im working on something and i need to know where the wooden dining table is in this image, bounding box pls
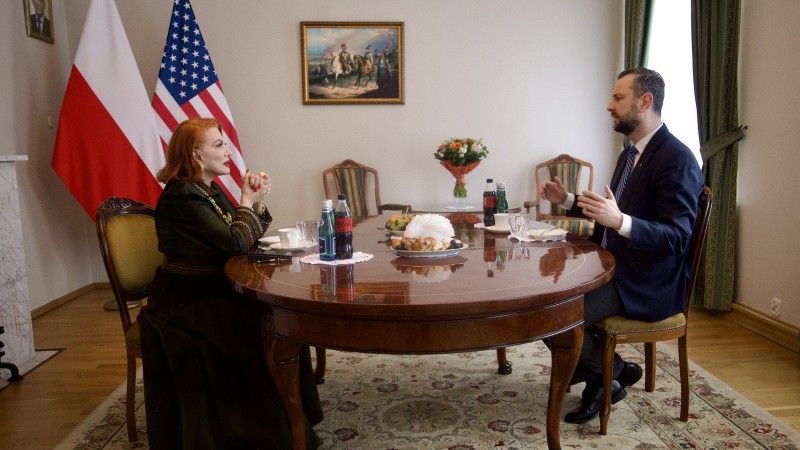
[225,213,614,450]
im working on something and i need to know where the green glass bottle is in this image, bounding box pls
[496,182,508,213]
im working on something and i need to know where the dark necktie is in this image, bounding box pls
[615,145,638,199]
[602,145,638,247]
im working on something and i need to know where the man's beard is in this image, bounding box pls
[613,110,639,136]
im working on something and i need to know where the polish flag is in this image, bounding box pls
[52,0,164,218]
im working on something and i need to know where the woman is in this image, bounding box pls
[139,118,322,449]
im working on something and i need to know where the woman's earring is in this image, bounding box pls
[198,161,205,172]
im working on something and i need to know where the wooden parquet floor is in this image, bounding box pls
[0,286,798,448]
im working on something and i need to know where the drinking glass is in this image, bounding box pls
[508,213,529,240]
[296,219,320,245]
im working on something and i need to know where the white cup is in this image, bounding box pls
[493,213,509,229]
[278,227,301,248]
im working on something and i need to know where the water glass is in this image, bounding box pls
[296,219,320,245]
[508,213,529,239]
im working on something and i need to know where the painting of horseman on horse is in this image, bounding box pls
[302,22,404,104]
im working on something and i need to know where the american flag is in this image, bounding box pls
[151,0,244,203]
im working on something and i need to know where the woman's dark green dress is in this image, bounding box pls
[139,179,322,449]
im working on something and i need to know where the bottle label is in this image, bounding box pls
[335,217,353,232]
[483,196,497,209]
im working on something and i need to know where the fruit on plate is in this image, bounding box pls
[385,214,415,231]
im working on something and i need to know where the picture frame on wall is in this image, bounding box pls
[301,21,404,105]
[24,0,54,44]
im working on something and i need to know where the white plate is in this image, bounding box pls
[483,225,511,234]
[267,241,316,252]
[395,243,468,258]
[259,235,280,244]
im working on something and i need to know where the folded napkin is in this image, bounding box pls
[513,227,567,242]
[299,252,374,265]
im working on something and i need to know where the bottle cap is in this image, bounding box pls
[322,199,333,208]
[497,182,505,189]
[337,194,346,200]
[486,178,493,182]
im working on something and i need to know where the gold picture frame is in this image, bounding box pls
[24,0,54,44]
[300,21,404,105]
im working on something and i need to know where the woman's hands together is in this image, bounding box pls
[240,170,271,209]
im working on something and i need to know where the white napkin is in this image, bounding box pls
[299,252,374,265]
[511,227,567,242]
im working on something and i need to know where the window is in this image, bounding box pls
[646,0,703,166]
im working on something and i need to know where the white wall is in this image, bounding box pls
[1,0,98,312]
[738,0,800,326]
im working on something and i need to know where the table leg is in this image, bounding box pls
[262,317,306,450]
[546,325,583,450]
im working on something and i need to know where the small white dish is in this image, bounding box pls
[268,241,316,252]
[259,235,280,244]
[483,224,511,234]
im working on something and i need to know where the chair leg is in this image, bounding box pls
[496,347,512,375]
[126,354,138,442]
[599,333,616,435]
[644,342,656,392]
[678,335,689,421]
[314,347,326,385]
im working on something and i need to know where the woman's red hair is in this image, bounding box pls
[156,118,221,183]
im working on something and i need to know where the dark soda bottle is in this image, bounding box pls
[335,194,353,259]
[483,178,497,226]
[319,199,336,261]
[335,263,356,303]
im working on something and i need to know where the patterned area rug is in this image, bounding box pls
[56,342,799,449]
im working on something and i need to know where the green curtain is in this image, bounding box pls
[624,0,653,69]
[691,0,745,311]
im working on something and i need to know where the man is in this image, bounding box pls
[539,68,703,424]
[29,0,50,36]
[339,42,351,76]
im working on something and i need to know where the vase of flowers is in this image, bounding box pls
[434,138,489,209]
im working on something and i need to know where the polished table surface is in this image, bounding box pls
[226,213,614,449]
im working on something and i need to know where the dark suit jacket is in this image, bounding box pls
[30,14,50,36]
[571,124,703,322]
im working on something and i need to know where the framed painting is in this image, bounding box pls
[24,0,54,44]
[301,21,404,105]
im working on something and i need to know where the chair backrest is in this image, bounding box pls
[683,186,713,315]
[96,197,163,332]
[322,159,383,217]
[534,154,594,218]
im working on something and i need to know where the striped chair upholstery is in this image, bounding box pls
[322,159,410,219]
[534,154,595,238]
[333,166,370,218]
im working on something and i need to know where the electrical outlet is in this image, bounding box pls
[769,297,781,316]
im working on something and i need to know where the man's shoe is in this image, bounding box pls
[616,362,643,389]
[564,380,626,424]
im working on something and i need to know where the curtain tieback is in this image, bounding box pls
[700,125,747,162]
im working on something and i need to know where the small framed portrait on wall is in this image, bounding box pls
[24,0,54,44]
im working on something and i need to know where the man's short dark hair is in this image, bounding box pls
[618,68,665,115]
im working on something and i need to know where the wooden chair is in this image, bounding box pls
[533,154,595,238]
[595,186,713,434]
[322,159,410,217]
[96,197,164,441]
[317,159,410,383]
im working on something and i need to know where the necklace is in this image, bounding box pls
[192,182,233,226]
